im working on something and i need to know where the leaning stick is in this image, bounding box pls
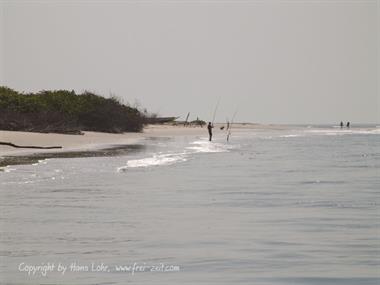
[0,142,62,149]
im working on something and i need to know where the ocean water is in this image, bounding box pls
[0,126,379,285]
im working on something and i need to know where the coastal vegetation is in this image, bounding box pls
[0,87,145,134]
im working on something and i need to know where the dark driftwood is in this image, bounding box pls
[0,142,62,149]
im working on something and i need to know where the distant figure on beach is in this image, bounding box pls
[346,122,350,128]
[340,121,343,128]
[207,122,213,141]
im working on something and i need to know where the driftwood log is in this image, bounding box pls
[0,142,62,149]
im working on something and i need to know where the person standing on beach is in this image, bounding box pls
[346,122,350,128]
[207,122,214,141]
[340,121,343,128]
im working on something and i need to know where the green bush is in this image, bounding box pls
[0,86,144,133]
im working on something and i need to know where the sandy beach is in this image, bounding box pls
[0,124,212,157]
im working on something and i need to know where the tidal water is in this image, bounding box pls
[1,126,379,285]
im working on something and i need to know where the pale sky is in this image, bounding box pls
[1,0,379,124]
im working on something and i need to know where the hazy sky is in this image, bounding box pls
[1,0,378,124]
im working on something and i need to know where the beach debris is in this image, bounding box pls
[0,142,62,149]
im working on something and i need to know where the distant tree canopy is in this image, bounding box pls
[0,86,144,133]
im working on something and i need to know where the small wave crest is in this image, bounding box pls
[186,140,234,153]
[117,152,188,171]
[279,134,303,138]
[32,159,49,166]
[305,129,380,136]
[118,139,235,171]
[1,166,16,173]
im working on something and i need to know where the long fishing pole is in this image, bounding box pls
[227,109,238,142]
[211,97,221,125]
[185,112,190,126]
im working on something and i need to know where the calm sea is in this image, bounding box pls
[1,126,379,285]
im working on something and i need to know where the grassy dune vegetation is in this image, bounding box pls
[0,87,144,134]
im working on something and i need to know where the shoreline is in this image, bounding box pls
[0,125,208,168]
[0,123,290,168]
[1,122,375,160]
[0,124,212,156]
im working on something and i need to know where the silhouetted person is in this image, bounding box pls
[346,122,350,128]
[207,122,213,141]
[340,121,343,128]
